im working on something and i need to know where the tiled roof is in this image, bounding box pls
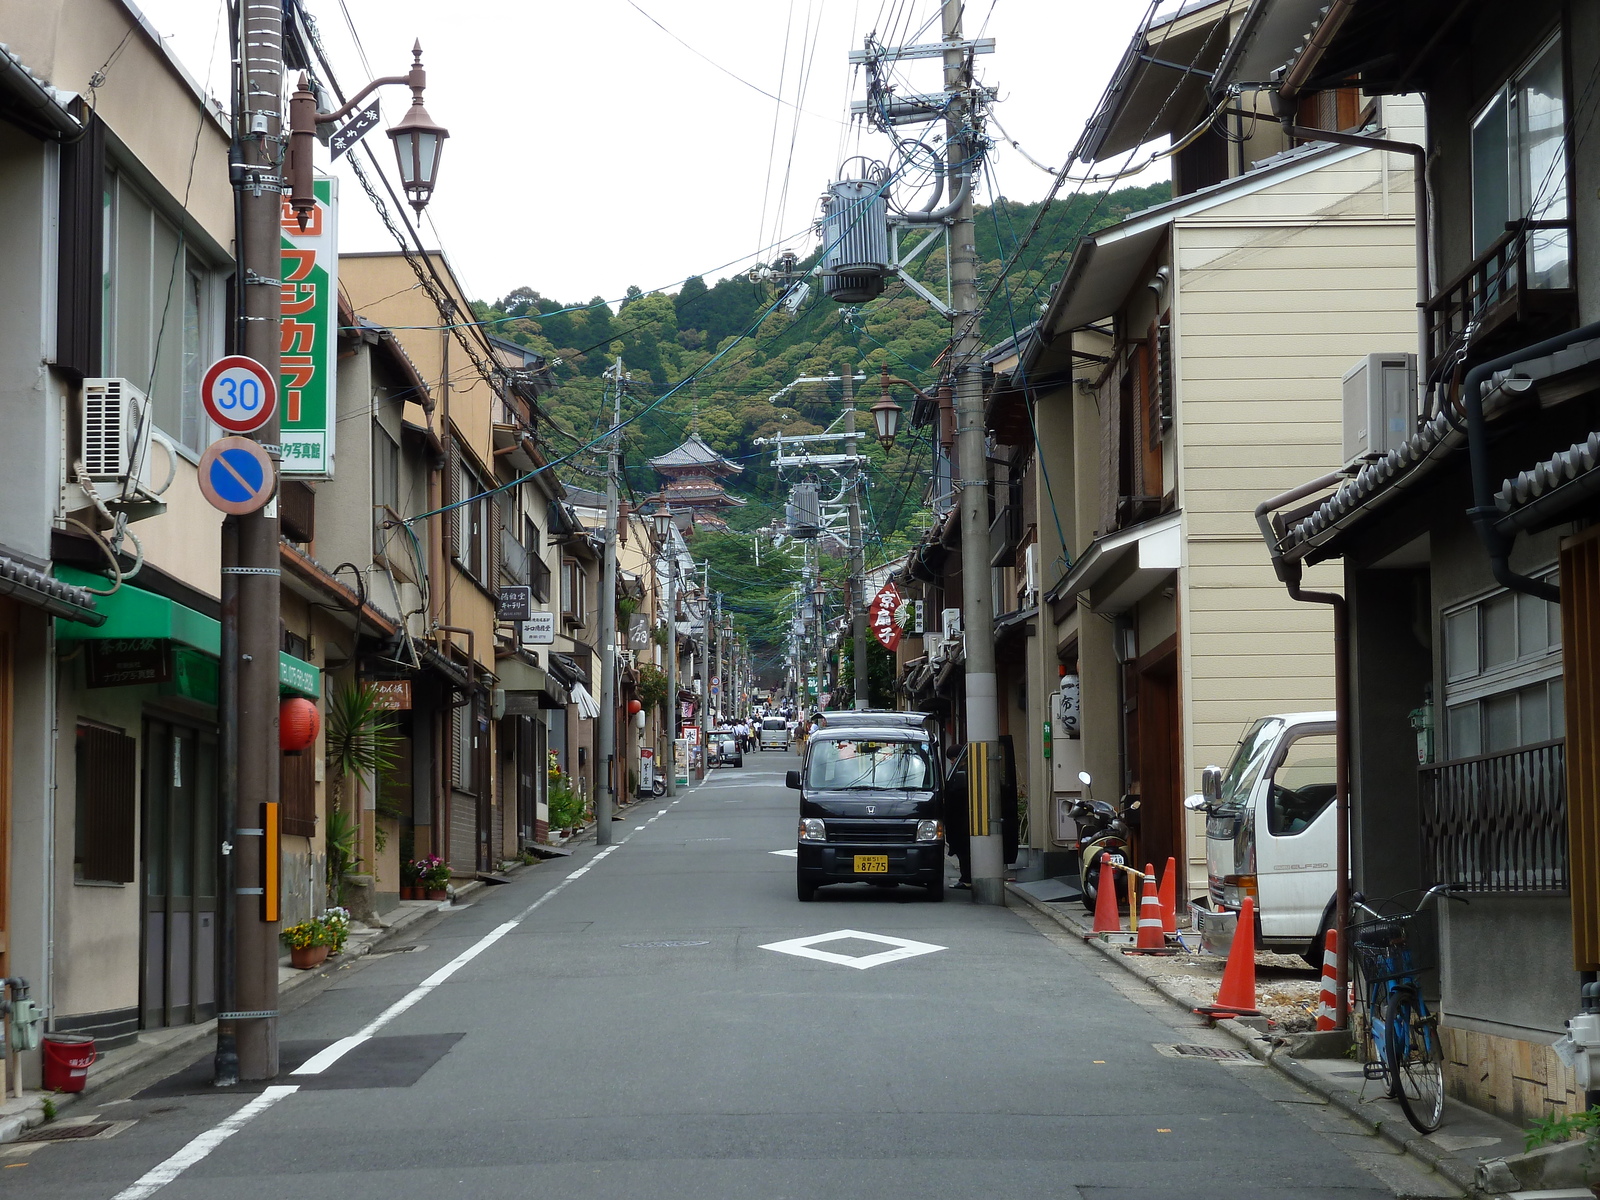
[647,434,744,473]
[1496,430,1600,518]
[3,555,100,622]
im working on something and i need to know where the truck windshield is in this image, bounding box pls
[808,739,932,790]
[762,719,787,730]
[1218,718,1285,810]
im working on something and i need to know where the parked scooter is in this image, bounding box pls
[1068,771,1141,913]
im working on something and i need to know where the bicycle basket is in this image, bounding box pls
[1348,912,1436,984]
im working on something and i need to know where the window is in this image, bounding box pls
[75,722,136,883]
[527,517,551,602]
[101,170,219,452]
[452,698,483,794]
[1471,34,1568,286]
[561,558,587,622]
[1442,573,1563,758]
[806,738,932,790]
[280,747,316,838]
[1266,733,1336,836]
[373,422,401,558]
[450,454,494,587]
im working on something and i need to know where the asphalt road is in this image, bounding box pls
[3,753,1457,1199]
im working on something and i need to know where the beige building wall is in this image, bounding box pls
[1173,144,1419,883]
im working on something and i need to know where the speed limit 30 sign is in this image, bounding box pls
[201,355,278,434]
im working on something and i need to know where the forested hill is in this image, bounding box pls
[470,181,1170,677]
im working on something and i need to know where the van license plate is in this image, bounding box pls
[853,855,889,874]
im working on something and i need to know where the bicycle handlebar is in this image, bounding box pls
[1348,883,1469,925]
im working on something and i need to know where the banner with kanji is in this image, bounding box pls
[869,582,903,652]
[279,177,338,476]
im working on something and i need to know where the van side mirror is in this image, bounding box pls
[1201,765,1223,804]
[1184,793,1208,812]
[785,769,801,790]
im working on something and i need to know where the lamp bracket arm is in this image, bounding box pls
[315,75,412,127]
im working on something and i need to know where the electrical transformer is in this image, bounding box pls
[820,179,889,303]
[787,482,822,539]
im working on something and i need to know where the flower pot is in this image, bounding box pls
[289,944,329,970]
[426,888,449,901]
[400,885,420,900]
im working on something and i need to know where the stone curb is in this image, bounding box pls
[1004,882,1486,1200]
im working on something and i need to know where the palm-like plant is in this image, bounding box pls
[323,683,402,902]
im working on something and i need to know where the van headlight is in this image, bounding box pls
[916,820,943,842]
[799,818,826,842]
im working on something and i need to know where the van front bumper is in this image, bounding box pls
[797,842,944,884]
[1190,898,1240,958]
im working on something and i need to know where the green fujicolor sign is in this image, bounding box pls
[280,177,338,476]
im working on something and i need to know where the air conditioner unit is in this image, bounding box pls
[82,377,154,487]
[925,633,944,660]
[941,607,962,638]
[1342,353,1416,468]
[1023,544,1040,601]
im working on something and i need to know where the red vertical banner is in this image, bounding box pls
[869,583,903,652]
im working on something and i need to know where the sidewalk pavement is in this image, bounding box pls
[1006,883,1549,1200]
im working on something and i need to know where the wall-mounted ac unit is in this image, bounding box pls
[82,377,154,487]
[1342,353,1416,468]
[941,607,962,638]
[1023,544,1040,601]
[925,633,944,660]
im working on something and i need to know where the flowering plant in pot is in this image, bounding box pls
[323,907,352,955]
[400,857,423,899]
[281,917,333,969]
[414,855,450,898]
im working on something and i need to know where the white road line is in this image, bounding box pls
[108,1085,298,1200]
[568,866,590,878]
[657,808,668,815]
[592,848,615,861]
[634,825,646,830]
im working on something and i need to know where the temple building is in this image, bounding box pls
[647,433,746,531]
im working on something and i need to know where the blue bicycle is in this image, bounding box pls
[1349,883,1464,1133]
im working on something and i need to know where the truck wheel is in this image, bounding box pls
[926,876,945,902]
[797,878,817,902]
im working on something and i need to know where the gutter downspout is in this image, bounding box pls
[1281,124,1430,387]
[1462,320,1600,604]
[1276,0,1360,106]
[1257,472,1351,1028]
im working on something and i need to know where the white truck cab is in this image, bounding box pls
[1186,712,1337,964]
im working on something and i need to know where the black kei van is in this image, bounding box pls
[787,727,944,901]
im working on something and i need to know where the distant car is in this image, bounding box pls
[714,736,744,768]
[758,718,790,751]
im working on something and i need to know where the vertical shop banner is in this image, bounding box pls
[869,582,904,652]
[280,177,338,476]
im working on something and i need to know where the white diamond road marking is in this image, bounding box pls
[759,928,947,970]
[769,848,798,858]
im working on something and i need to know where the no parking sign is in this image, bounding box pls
[197,437,277,515]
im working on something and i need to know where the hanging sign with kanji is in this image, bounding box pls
[279,177,338,477]
[869,582,904,652]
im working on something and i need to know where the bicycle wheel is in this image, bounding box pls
[1385,988,1445,1132]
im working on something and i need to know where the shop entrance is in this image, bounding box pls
[140,716,218,1028]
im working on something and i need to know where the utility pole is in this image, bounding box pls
[596,359,624,844]
[662,518,678,799]
[842,362,868,710]
[218,0,285,1083]
[699,560,710,774]
[942,0,1003,904]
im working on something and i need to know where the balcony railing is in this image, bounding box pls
[1418,738,1567,894]
[1423,220,1576,385]
[499,526,530,586]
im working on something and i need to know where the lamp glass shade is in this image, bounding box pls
[871,396,903,447]
[387,105,448,212]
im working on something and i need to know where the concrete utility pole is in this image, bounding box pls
[596,359,624,844]
[662,519,678,799]
[699,560,711,773]
[218,0,285,1083]
[942,0,1003,904]
[842,363,869,710]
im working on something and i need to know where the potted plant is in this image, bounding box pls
[323,907,351,956]
[281,917,332,969]
[416,855,450,900]
[400,857,423,900]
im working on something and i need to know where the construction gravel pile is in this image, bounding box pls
[1134,950,1323,1032]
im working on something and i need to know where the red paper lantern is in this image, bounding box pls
[280,697,320,752]
[627,699,643,716]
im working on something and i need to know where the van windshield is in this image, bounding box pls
[808,739,932,791]
[1218,718,1285,811]
[762,719,787,730]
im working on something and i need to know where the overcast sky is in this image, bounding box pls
[134,0,1165,309]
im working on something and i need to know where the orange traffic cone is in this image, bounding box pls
[1124,864,1177,955]
[1195,896,1261,1018]
[1091,858,1121,935]
[1158,856,1177,935]
[1315,929,1339,1031]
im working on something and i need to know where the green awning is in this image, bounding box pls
[54,566,319,699]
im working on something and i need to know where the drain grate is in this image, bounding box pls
[13,1121,127,1144]
[1168,1043,1255,1061]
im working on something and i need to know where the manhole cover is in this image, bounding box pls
[622,940,711,948]
[13,1121,128,1143]
[1166,1043,1255,1061]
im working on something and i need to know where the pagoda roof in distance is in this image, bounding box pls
[647,433,744,475]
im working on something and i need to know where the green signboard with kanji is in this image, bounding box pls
[280,177,338,476]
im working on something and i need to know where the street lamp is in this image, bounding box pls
[287,41,449,230]
[870,392,903,449]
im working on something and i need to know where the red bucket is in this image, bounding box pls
[41,1034,96,1093]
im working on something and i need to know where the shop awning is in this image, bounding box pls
[54,566,319,698]
[498,654,567,714]
[1047,511,1181,615]
[570,682,601,720]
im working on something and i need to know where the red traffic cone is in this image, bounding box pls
[1091,857,1121,935]
[1158,856,1178,935]
[1196,896,1261,1018]
[1123,864,1176,956]
[1315,929,1339,1031]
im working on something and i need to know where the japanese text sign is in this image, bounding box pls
[280,177,338,476]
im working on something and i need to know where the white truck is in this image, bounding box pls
[1185,712,1338,965]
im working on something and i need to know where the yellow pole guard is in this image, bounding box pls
[262,801,281,924]
[967,742,991,836]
